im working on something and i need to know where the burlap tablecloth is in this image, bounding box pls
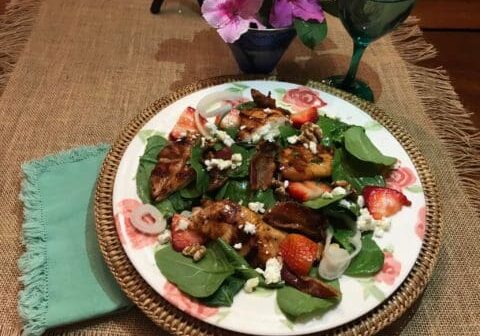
[0,0,479,335]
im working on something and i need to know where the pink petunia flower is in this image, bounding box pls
[270,0,325,28]
[202,0,265,43]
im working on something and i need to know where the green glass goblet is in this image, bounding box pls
[323,0,416,102]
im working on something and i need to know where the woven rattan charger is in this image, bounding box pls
[94,75,442,336]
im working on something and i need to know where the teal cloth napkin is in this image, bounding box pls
[18,145,132,336]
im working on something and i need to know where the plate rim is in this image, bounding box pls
[95,75,443,336]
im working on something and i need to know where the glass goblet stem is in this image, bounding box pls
[341,41,367,90]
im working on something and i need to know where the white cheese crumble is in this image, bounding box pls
[284,180,289,188]
[264,108,272,113]
[179,210,192,218]
[243,222,256,235]
[233,243,243,250]
[177,218,190,231]
[157,229,171,244]
[243,277,259,293]
[357,195,365,208]
[339,199,352,208]
[231,153,242,165]
[248,202,265,214]
[204,158,233,171]
[308,141,318,154]
[240,125,246,130]
[251,120,283,143]
[255,267,265,275]
[322,191,333,199]
[287,135,299,144]
[205,120,235,146]
[356,208,391,237]
[331,186,347,196]
[263,257,282,284]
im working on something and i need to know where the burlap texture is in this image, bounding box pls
[0,0,478,335]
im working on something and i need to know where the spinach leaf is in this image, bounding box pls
[228,145,255,178]
[323,203,358,230]
[199,276,245,307]
[332,147,385,193]
[333,229,355,253]
[224,127,239,140]
[154,198,175,219]
[344,126,396,166]
[236,101,256,111]
[179,182,203,199]
[215,239,258,280]
[294,19,328,50]
[278,124,300,148]
[168,192,193,212]
[155,243,234,298]
[303,194,346,209]
[345,233,384,276]
[136,135,168,203]
[276,283,340,320]
[251,189,276,209]
[189,144,209,195]
[215,180,249,204]
[317,115,350,147]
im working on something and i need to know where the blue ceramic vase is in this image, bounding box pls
[228,28,296,74]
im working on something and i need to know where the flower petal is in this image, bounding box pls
[238,0,264,17]
[217,17,251,43]
[291,0,325,23]
[202,0,232,28]
[270,0,294,28]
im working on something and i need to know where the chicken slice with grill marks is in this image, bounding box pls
[190,200,288,266]
[279,144,333,181]
[150,137,196,202]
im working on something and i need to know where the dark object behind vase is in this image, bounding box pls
[228,28,296,74]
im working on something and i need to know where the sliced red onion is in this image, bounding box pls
[131,204,166,235]
[194,108,211,138]
[196,91,243,118]
[318,228,362,280]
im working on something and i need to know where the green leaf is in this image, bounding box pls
[294,19,328,50]
[155,243,234,298]
[154,198,175,219]
[228,145,255,178]
[215,180,249,204]
[199,276,245,307]
[236,101,256,111]
[189,144,209,195]
[345,233,384,276]
[251,189,276,209]
[168,191,193,212]
[136,135,169,203]
[179,182,203,199]
[317,115,350,147]
[333,229,355,253]
[406,185,423,193]
[332,147,386,193]
[223,126,239,140]
[323,203,357,230]
[344,126,396,166]
[303,194,346,209]
[278,123,301,148]
[215,239,259,280]
[276,283,340,320]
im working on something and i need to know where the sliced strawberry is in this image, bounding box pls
[291,107,318,128]
[287,181,332,202]
[363,186,412,220]
[170,107,206,140]
[280,234,319,276]
[170,214,205,252]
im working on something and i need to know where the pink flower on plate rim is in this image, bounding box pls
[282,86,326,112]
[415,206,426,240]
[270,0,325,28]
[386,166,416,191]
[201,0,265,43]
[374,252,402,286]
[163,282,218,319]
[114,199,158,249]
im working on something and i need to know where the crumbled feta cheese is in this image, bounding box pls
[243,222,256,235]
[204,158,233,171]
[231,153,242,166]
[357,195,365,208]
[303,142,309,149]
[157,229,171,244]
[177,218,190,231]
[205,120,235,146]
[255,267,265,275]
[331,186,347,196]
[248,202,265,214]
[393,160,401,169]
[339,199,352,208]
[205,120,218,133]
[322,191,333,199]
[238,200,243,205]
[264,108,272,113]
[251,121,283,143]
[356,208,391,237]
[308,141,318,154]
[263,257,282,284]
[287,135,299,144]
[233,243,243,250]
[284,180,289,188]
[180,210,192,218]
[243,277,259,293]
[240,125,246,130]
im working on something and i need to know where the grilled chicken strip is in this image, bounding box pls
[250,141,278,190]
[279,144,333,181]
[237,107,288,142]
[150,138,195,202]
[190,200,288,266]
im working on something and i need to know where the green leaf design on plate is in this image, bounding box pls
[251,286,275,297]
[214,308,230,323]
[406,185,423,193]
[363,121,383,131]
[357,278,386,302]
[280,318,295,330]
[274,88,287,96]
[227,87,243,93]
[232,82,249,89]
[138,129,165,144]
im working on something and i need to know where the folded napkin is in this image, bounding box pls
[18,145,132,336]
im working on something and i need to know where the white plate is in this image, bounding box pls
[112,80,425,335]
